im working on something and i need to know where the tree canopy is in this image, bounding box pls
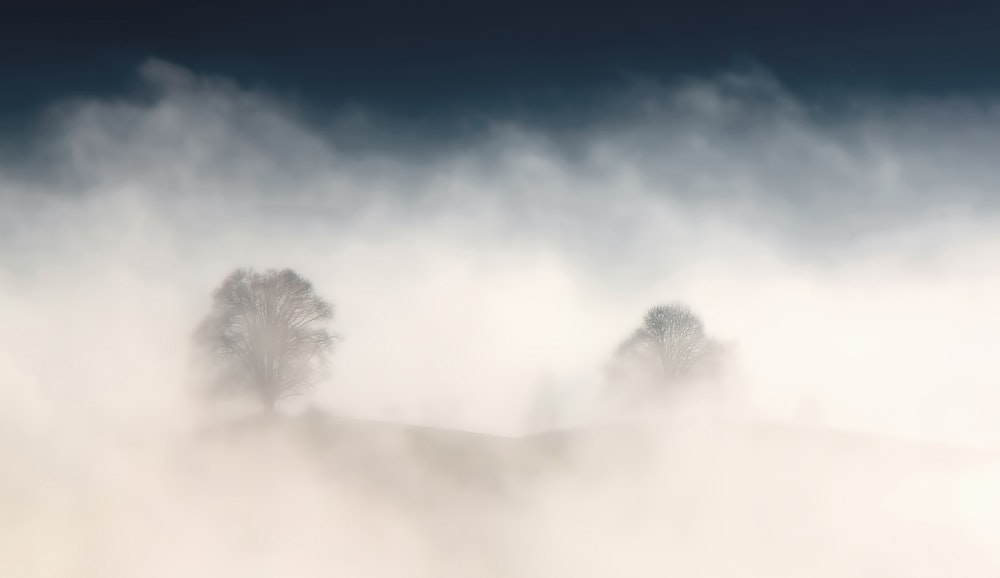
[195,268,335,410]
[611,302,722,392]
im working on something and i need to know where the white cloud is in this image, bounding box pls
[2,60,999,577]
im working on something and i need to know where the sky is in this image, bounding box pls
[3,0,1000,121]
[3,0,1000,440]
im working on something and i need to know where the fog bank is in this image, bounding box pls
[2,60,999,576]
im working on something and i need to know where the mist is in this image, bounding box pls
[2,59,999,576]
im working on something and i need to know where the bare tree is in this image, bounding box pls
[613,303,715,387]
[195,268,335,411]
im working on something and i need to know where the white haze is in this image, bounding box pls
[1,59,999,576]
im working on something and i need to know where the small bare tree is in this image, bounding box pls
[196,268,335,411]
[612,303,717,388]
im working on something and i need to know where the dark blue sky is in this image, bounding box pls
[2,0,999,119]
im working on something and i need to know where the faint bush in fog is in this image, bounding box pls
[523,372,561,434]
[195,268,336,411]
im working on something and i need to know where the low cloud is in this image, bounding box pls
[1,59,999,576]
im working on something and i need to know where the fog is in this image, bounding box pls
[1,59,999,576]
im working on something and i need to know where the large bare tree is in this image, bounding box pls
[196,268,335,410]
[613,303,716,386]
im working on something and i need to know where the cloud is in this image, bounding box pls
[1,59,999,577]
[6,59,999,435]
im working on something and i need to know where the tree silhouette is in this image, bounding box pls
[613,303,717,387]
[196,268,335,410]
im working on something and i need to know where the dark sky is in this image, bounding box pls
[2,0,999,119]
